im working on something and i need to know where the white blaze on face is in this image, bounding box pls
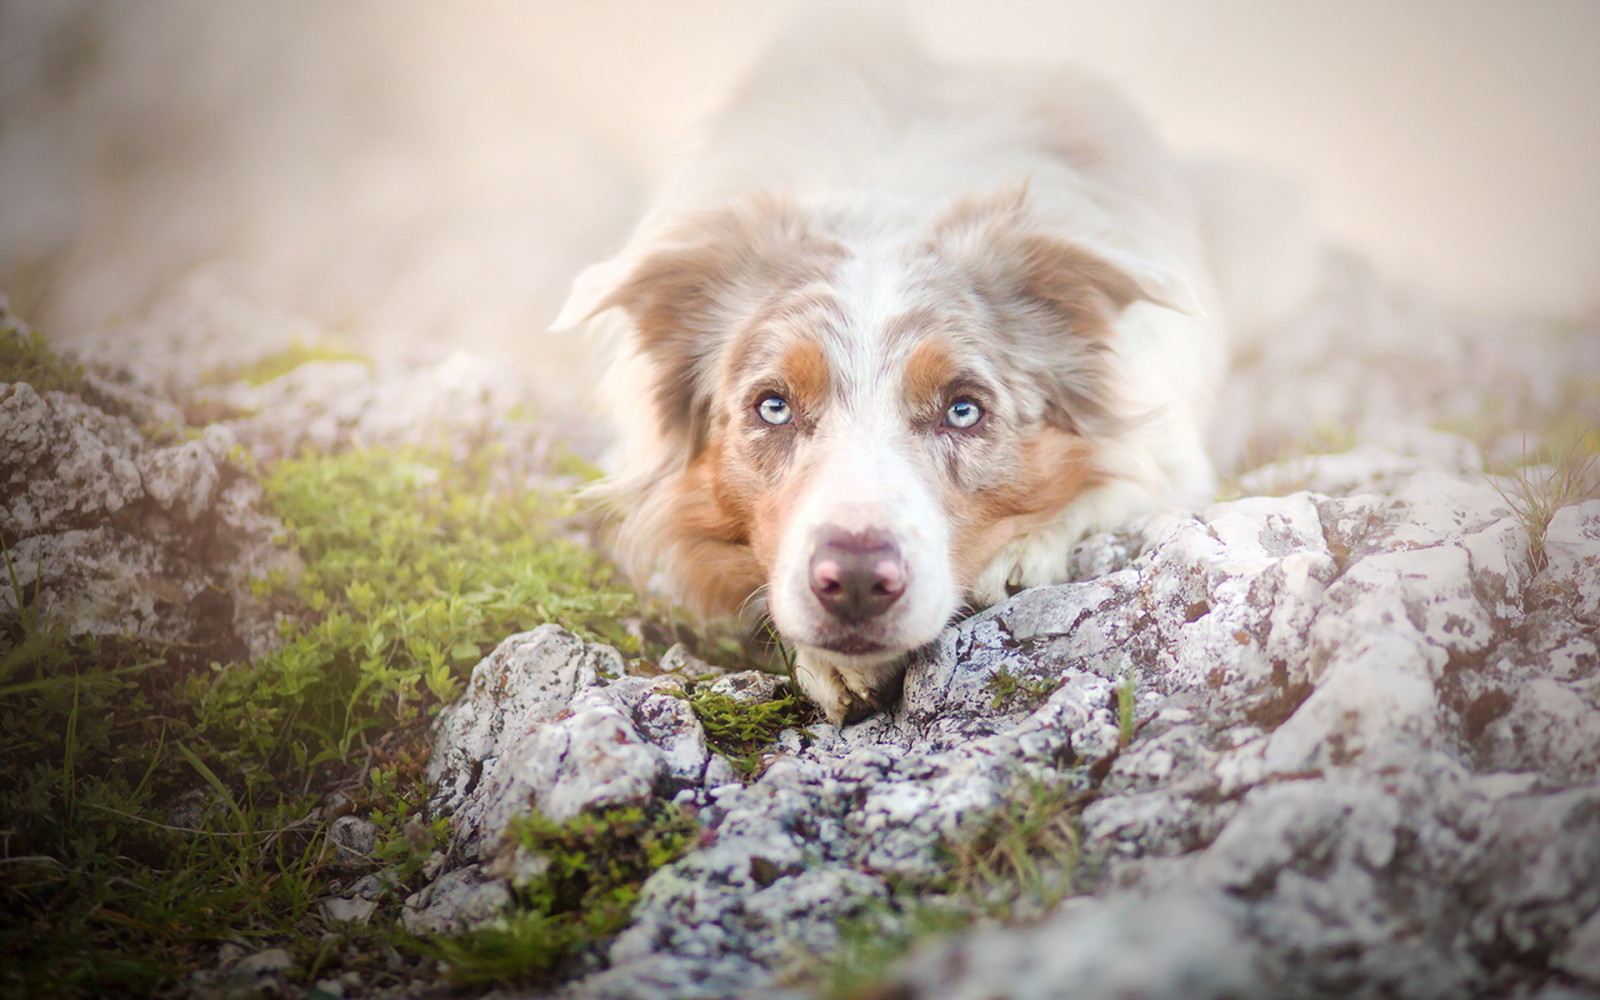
[766,421,957,657]
[764,250,960,660]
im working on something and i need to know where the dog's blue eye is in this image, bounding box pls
[944,398,982,429]
[757,395,792,425]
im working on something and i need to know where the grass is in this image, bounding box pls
[1116,670,1137,748]
[1486,430,1599,574]
[0,325,669,998]
[815,775,1086,998]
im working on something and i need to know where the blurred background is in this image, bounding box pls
[1,0,1596,419]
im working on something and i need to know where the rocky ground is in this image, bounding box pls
[413,465,1600,999]
[3,240,1598,1000]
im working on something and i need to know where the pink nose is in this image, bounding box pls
[808,529,906,624]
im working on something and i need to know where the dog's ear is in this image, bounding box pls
[578,197,837,458]
[932,187,1190,434]
[932,185,1191,331]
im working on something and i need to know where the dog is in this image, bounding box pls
[553,13,1239,725]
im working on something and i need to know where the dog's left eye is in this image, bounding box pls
[757,395,793,425]
[943,398,983,429]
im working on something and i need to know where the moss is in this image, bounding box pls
[0,315,85,394]
[191,444,636,780]
[983,663,1059,712]
[0,432,658,998]
[210,339,374,386]
[680,685,810,779]
[422,804,698,984]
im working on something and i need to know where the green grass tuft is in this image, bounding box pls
[1116,670,1138,748]
[1487,430,1600,575]
[814,776,1086,998]
[822,900,971,999]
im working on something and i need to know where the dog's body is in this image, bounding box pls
[555,19,1242,724]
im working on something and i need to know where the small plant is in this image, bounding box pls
[423,804,698,984]
[942,777,1082,917]
[984,663,1059,712]
[1487,431,1599,574]
[814,775,1088,998]
[821,900,971,999]
[681,685,810,779]
[1116,670,1138,748]
[191,444,636,781]
[2,428,654,997]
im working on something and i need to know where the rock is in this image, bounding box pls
[327,816,379,863]
[321,897,379,925]
[0,371,291,659]
[211,353,549,467]
[233,947,293,977]
[411,448,1600,1000]
[400,863,511,936]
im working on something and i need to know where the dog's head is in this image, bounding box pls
[571,187,1166,673]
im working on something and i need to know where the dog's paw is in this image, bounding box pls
[794,648,906,726]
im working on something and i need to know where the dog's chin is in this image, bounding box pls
[786,614,945,665]
[813,634,895,658]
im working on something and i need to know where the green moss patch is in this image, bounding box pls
[983,663,1059,712]
[191,445,635,780]
[422,804,698,985]
[680,685,810,779]
[0,314,85,394]
[209,340,374,386]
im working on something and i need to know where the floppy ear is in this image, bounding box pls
[571,197,836,458]
[932,187,1186,434]
[933,185,1190,328]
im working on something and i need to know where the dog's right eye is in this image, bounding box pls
[756,395,793,425]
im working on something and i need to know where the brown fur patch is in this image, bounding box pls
[903,338,960,412]
[596,195,845,455]
[652,444,767,616]
[948,426,1101,586]
[777,339,831,415]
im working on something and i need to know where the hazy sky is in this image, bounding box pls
[2,0,1595,361]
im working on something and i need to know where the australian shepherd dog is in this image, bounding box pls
[554,14,1238,725]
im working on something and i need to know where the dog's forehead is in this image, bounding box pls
[726,242,999,406]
